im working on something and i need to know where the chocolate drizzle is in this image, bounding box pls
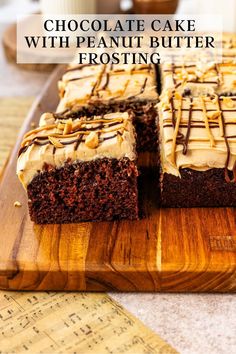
[187,80,218,85]
[163,122,235,129]
[170,95,185,146]
[74,135,84,151]
[67,74,94,82]
[164,64,195,72]
[183,97,193,155]
[65,64,93,73]
[19,116,128,157]
[164,107,236,113]
[171,63,176,87]
[60,64,157,110]
[126,77,148,100]
[217,97,232,182]
[164,61,236,93]
[140,78,148,95]
[100,72,110,91]
[164,94,236,183]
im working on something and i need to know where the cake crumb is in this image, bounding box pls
[14,201,22,207]
[30,122,36,128]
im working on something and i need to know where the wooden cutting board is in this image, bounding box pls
[0,66,235,292]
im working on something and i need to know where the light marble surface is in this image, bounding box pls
[111,293,236,354]
[0,2,235,354]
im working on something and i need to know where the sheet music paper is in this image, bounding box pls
[0,292,177,354]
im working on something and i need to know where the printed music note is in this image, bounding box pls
[0,292,177,354]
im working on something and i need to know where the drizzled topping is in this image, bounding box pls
[161,61,236,96]
[19,115,129,156]
[159,91,236,182]
[200,96,215,147]
[57,64,158,112]
[17,112,137,189]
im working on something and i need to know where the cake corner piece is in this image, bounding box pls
[158,92,236,207]
[17,111,139,223]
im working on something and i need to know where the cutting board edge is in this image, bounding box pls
[0,267,236,292]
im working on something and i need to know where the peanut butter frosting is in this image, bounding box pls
[158,92,236,180]
[58,64,105,96]
[57,64,158,112]
[221,33,236,58]
[17,112,136,189]
[160,60,236,97]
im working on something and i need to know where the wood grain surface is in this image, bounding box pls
[2,21,55,72]
[0,66,235,292]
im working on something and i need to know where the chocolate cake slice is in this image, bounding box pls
[158,92,236,207]
[56,63,159,152]
[17,112,139,223]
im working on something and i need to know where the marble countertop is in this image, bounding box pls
[0,8,235,354]
[112,293,236,354]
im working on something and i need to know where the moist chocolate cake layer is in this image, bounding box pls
[27,157,139,223]
[161,168,236,208]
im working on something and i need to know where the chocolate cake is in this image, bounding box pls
[56,63,159,152]
[17,34,236,224]
[158,92,236,207]
[17,112,139,223]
